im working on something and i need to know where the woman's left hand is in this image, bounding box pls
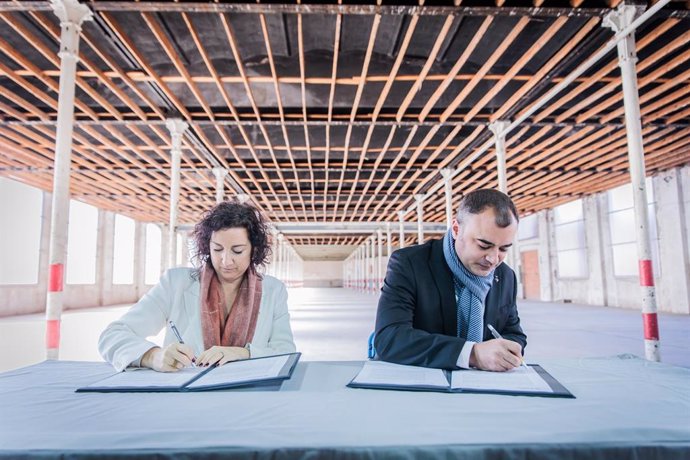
[196,346,249,367]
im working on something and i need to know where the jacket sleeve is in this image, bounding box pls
[247,281,296,358]
[374,250,464,370]
[98,271,174,372]
[498,270,527,352]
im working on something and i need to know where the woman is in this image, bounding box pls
[99,201,296,372]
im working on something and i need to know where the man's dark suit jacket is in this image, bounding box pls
[374,238,527,370]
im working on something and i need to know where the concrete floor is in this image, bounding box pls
[1,287,688,373]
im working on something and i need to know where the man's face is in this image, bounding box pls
[451,208,517,277]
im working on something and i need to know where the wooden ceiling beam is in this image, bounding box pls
[439,16,530,123]
[258,12,306,216]
[418,16,493,122]
[531,18,678,123]
[335,14,382,222]
[218,12,290,218]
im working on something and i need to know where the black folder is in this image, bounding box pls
[77,353,301,393]
[348,360,574,398]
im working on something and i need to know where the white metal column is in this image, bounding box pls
[166,118,188,269]
[414,194,425,244]
[376,229,383,291]
[212,167,227,204]
[397,210,406,249]
[45,0,92,360]
[276,234,283,282]
[368,238,375,293]
[489,121,510,194]
[359,246,365,292]
[441,168,454,228]
[604,4,660,362]
[386,222,392,259]
[490,120,520,276]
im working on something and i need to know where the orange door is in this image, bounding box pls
[521,250,541,300]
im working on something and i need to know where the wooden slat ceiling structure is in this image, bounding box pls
[0,0,689,256]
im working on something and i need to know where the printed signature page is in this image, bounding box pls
[186,354,290,389]
[352,361,449,389]
[86,366,205,389]
[450,366,552,393]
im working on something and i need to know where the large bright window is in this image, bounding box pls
[145,223,162,285]
[66,199,99,284]
[608,179,659,277]
[113,214,135,285]
[518,214,538,241]
[0,177,42,284]
[554,199,588,278]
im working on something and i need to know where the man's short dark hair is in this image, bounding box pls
[456,189,519,228]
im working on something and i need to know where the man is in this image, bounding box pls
[374,189,526,371]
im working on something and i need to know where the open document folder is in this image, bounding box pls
[77,353,301,393]
[348,360,574,398]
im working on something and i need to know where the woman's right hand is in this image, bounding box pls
[141,343,196,372]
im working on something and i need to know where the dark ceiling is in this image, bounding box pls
[0,0,688,253]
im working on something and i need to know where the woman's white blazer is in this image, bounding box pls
[99,268,296,371]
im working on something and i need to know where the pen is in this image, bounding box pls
[168,320,196,367]
[487,324,528,368]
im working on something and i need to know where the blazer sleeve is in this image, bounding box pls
[247,281,297,358]
[98,270,175,372]
[498,270,527,352]
[374,250,464,370]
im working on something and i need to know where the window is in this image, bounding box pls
[144,223,161,285]
[554,199,588,278]
[608,179,660,277]
[0,177,42,284]
[66,200,98,284]
[518,214,538,241]
[113,214,135,284]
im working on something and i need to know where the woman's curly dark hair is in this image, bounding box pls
[190,201,272,274]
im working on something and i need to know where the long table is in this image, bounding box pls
[0,355,688,459]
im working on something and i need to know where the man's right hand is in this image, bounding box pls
[141,343,195,372]
[469,339,522,371]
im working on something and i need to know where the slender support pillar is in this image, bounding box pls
[166,118,188,269]
[441,168,454,228]
[397,210,406,249]
[386,222,392,259]
[359,246,365,291]
[44,0,92,360]
[270,229,278,277]
[276,235,284,282]
[212,167,227,204]
[414,194,425,244]
[376,229,383,291]
[489,121,510,194]
[490,120,520,278]
[605,4,660,362]
[368,238,375,293]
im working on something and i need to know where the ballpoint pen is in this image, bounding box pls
[168,320,196,367]
[487,323,528,368]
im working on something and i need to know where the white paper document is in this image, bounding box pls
[450,366,553,393]
[85,366,205,389]
[187,354,290,389]
[351,361,449,388]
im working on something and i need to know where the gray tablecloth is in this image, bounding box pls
[0,355,688,459]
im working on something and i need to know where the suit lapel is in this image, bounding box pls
[428,240,457,336]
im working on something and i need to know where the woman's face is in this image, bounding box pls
[209,227,252,285]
